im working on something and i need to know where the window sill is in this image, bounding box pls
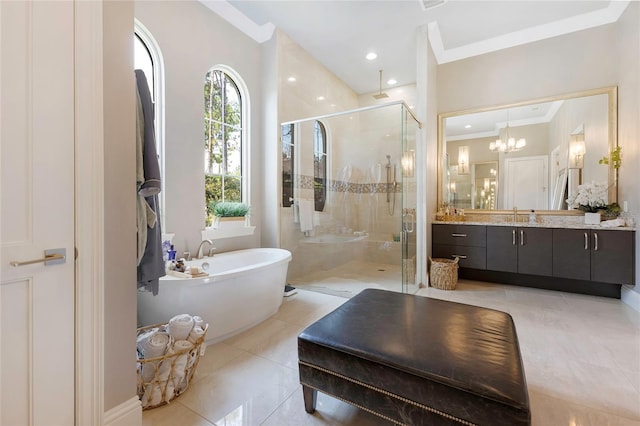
[201,225,256,240]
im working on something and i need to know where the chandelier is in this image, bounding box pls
[489,110,526,153]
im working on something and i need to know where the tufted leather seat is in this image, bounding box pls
[298,289,531,425]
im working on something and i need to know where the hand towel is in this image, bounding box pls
[600,218,625,228]
[299,199,314,233]
[167,314,194,341]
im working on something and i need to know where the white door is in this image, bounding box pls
[504,155,549,210]
[1,2,75,424]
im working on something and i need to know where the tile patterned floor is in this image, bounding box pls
[142,281,640,426]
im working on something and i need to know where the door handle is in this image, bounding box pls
[512,229,516,245]
[520,230,524,246]
[451,254,467,259]
[10,248,66,267]
[451,233,467,237]
[584,232,589,250]
[593,233,599,251]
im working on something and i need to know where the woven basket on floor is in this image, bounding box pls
[136,323,208,410]
[429,257,459,290]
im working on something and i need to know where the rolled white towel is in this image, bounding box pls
[136,327,159,356]
[150,340,194,405]
[167,314,194,341]
[139,331,172,383]
[187,326,205,344]
[193,316,204,329]
[169,340,194,395]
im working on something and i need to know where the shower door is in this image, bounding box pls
[401,105,418,293]
[280,102,421,297]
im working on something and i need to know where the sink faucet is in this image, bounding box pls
[196,239,215,259]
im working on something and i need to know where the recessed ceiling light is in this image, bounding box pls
[287,76,296,82]
[366,52,377,60]
[387,79,397,85]
[316,96,325,101]
[465,124,471,129]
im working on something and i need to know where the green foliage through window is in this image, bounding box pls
[204,69,243,226]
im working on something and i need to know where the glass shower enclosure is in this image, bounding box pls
[280,101,420,297]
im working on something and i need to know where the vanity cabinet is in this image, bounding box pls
[486,226,553,276]
[553,229,635,285]
[432,223,634,297]
[432,224,486,269]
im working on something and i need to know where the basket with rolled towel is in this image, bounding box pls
[136,314,208,409]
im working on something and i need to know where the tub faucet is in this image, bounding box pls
[196,239,215,259]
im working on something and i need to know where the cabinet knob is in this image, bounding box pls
[584,232,589,250]
[520,229,524,246]
[593,232,599,251]
[512,229,516,245]
[451,233,467,237]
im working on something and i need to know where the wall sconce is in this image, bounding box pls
[458,146,469,175]
[569,134,586,169]
[402,149,415,178]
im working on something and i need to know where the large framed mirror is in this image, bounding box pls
[438,86,617,214]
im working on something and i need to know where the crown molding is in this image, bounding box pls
[429,1,630,64]
[199,0,275,43]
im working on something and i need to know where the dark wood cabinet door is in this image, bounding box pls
[591,230,635,285]
[486,226,517,273]
[518,228,553,276]
[552,229,590,280]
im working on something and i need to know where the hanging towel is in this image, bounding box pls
[135,70,161,197]
[299,199,314,233]
[136,69,166,295]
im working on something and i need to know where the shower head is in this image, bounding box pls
[373,70,389,99]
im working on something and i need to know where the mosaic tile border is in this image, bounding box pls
[297,174,402,193]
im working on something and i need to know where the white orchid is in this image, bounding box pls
[566,182,608,213]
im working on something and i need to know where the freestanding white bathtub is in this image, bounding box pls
[137,248,292,344]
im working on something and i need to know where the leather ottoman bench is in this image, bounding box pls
[298,289,530,425]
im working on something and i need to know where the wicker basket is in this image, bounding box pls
[428,257,459,290]
[136,323,208,410]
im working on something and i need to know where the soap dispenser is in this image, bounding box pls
[529,210,536,224]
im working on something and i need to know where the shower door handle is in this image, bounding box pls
[403,213,415,233]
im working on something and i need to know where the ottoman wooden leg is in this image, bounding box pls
[302,385,317,413]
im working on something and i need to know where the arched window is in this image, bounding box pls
[204,68,246,226]
[313,121,327,212]
[134,21,165,217]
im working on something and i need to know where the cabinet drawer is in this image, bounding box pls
[432,224,486,247]
[433,244,486,270]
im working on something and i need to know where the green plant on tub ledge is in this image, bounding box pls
[207,201,250,227]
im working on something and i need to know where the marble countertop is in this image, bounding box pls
[432,220,635,231]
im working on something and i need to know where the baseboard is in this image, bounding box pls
[621,285,640,312]
[103,396,142,426]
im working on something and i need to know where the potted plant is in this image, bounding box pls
[209,201,250,228]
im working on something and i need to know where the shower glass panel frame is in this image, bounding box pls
[280,101,420,296]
